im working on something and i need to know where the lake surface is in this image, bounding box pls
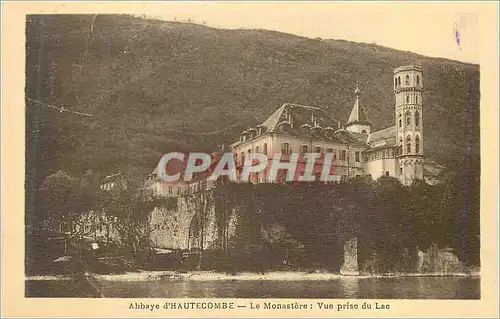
[25,276,480,299]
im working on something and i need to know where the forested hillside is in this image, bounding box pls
[25,14,480,210]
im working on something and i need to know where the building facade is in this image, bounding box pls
[230,64,442,186]
[142,63,445,253]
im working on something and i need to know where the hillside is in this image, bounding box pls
[25,14,480,193]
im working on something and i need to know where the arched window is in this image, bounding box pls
[405,74,410,85]
[415,135,420,153]
[416,75,420,86]
[398,77,401,85]
[255,146,260,154]
[406,95,410,103]
[301,144,308,156]
[399,113,402,128]
[406,136,412,154]
[415,110,420,127]
[361,129,367,134]
[415,95,418,104]
[263,143,268,155]
[315,146,323,154]
[405,110,411,126]
[394,78,397,89]
[399,138,403,155]
[282,142,290,155]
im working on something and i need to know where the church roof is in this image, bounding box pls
[261,103,342,133]
[346,84,371,126]
[367,126,397,146]
[232,102,358,147]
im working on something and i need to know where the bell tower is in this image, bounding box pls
[345,84,372,135]
[394,64,424,185]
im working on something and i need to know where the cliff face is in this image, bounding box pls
[26,14,480,192]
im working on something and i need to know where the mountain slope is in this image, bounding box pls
[25,14,480,190]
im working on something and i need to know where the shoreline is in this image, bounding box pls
[25,270,481,282]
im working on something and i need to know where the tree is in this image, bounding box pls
[185,180,215,270]
[94,184,159,267]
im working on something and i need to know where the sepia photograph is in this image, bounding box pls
[1,2,498,317]
[23,9,482,299]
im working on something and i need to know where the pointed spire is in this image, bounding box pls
[346,83,371,125]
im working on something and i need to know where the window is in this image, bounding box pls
[406,95,410,103]
[327,148,334,154]
[394,78,397,89]
[255,146,260,153]
[399,139,403,155]
[400,166,403,175]
[415,111,420,127]
[406,136,412,154]
[263,143,268,155]
[355,151,360,162]
[416,75,420,86]
[415,96,419,104]
[398,77,401,85]
[241,153,245,166]
[301,144,308,156]
[282,142,290,155]
[415,135,420,153]
[341,150,347,161]
[315,146,323,154]
[385,171,390,176]
[405,74,410,85]
[405,110,411,126]
[361,129,367,134]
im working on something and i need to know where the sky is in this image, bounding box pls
[131,2,483,64]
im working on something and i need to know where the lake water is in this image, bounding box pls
[25,276,480,299]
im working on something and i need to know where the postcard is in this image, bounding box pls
[1,1,498,318]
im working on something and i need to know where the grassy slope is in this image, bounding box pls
[25,14,480,189]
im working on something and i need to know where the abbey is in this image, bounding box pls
[230,64,444,186]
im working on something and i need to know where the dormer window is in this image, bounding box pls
[240,131,249,142]
[278,121,291,132]
[311,125,323,136]
[300,123,311,135]
[324,127,335,138]
[247,128,257,139]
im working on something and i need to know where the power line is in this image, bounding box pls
[26,97,93,117]
[26,96,242,138]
